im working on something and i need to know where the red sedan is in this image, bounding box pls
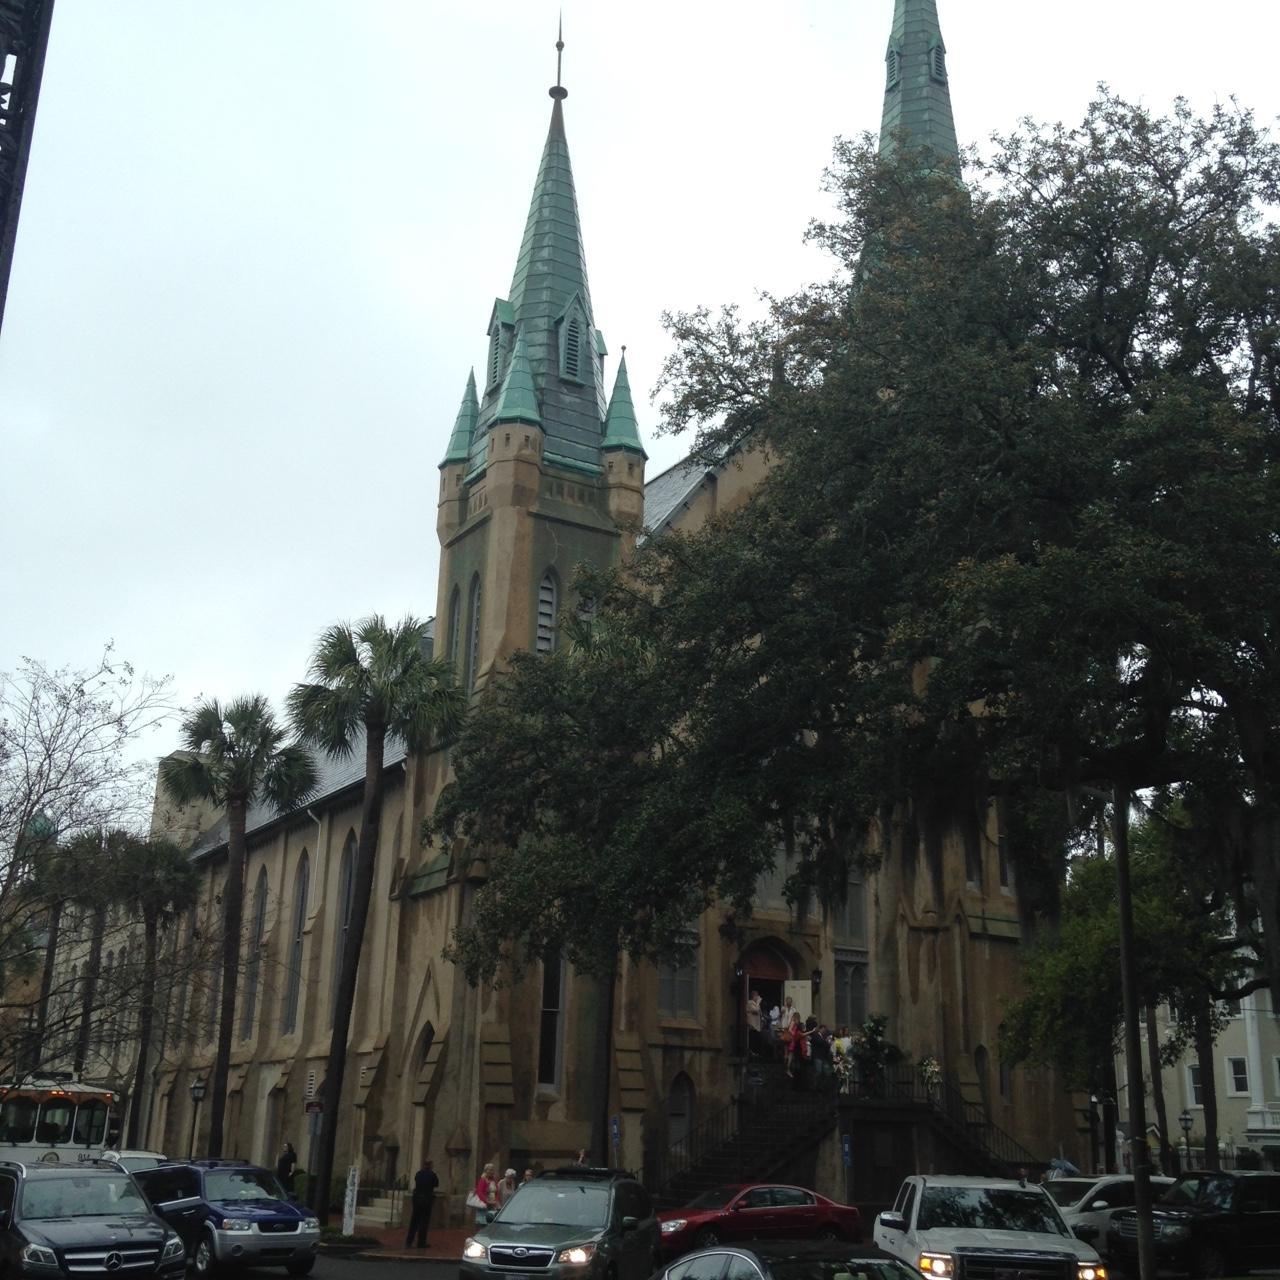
[658,1183,862,1257]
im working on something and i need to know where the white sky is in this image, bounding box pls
[2,0,1277,764]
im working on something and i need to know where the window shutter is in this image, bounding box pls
[536,572,558,653]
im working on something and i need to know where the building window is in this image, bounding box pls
[537,951,565,1090]
[834,951,868,1031]
[658,936,698,1020]
[465,575,483,692]
[240,868,268,1038]
[999,1057,1013,1101]
[996,799,1013,890]
[205,947,221,1046]
[832,872,867,948]
[930,43,947,81]
[536,571,559,654]
[487,326,504,389]
[965,824,983,889]
[1226,1056,1250,1096]
[1188,1063,1203,1106]
[330,835,357,1025]
[1274,1056,1280,1095]
[564,317,582,380]
[281,852,309,1034]
[448,588,462,669]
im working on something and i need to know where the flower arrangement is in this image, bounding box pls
[918,1055,942,1089]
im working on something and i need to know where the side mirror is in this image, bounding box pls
[877,1211,907,1233]
[622,1216,639,1232]
[1073,1225,1099,1243]
[1089,1200,1109,1211]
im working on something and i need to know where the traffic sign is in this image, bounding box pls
[610,1114,621,1150]
[841,1133,852,1169]
[305,1099,323,1114]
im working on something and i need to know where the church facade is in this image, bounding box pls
[55,0,1087,1216]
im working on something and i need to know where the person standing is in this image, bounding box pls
[472,1162,498,1226]
[496,1168,519,1207]
[275,1142,297,1194]
[747,990,764,1057]
[405,1157,439,1249]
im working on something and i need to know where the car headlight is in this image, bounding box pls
[557,1244,597,1265]
[1078,1266,1108,1280]
[661,1220,688,1233]
[301,1217,320,1232]
[464,1238,488,1261]
[919,1253,955,1278]
[21,1242,59,1267]
[162,1234,186,1261]
[220,1218,253,1231]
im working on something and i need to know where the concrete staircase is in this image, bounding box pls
[354,1191,402,1229]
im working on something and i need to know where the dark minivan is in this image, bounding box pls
[135,1159,320,1276]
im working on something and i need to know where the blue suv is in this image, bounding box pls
[134,1159,320,1276]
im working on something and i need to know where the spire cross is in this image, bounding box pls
[550,14,567,100]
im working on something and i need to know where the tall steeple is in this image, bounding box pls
[879,0,959,163]
[473,24,609,476]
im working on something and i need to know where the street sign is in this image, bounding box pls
[610,1114,621,1151]
[841,1133,852,1169]
[305,1099,323,1114]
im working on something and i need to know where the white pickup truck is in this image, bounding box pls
[873,1175,1107,1280]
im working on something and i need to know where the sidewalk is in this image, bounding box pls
[349,1223,471,1262]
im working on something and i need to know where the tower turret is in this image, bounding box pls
[879,0,959,164]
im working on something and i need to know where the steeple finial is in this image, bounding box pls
[550,15,567,101]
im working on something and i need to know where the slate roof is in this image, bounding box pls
[641,453,712,541]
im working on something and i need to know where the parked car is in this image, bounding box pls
[1043,1175,1174,1253]
[872,1174,1106,1280]
[0,1157,186,1277]
[659,1185,862,1257]
[102,1148,169,1173]
[649,1238,924,1280]
[134,1158,320,1276]
[1107,1169,1280,1278]
[462,1165,661,1280]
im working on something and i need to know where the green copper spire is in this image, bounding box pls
[493,332,541,427]
[879,0,959,164]
[601,351,646,458]
[442,368,479,465]
[476,27,607,476]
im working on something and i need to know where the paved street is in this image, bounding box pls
[237,1260,458,1280]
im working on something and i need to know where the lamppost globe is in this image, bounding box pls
[190,1077,207,1104]
[188,1076,207,1159]
[1178,1109,1192,1136]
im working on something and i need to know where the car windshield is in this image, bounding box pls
[496,1184,610,1229]
[1043,1181,1094,1208]
[22,1175,148,1219]
[1162,1176,1234,1210]
[916,1187,1067,1235]
[769,1259,921,1280]
[688,1188,739,1210]
[205,1169,286,1202]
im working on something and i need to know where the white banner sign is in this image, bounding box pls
[341,1164,359,1237]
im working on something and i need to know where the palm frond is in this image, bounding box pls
[306,623,363,685]
[159,751,221,806]
[177,699,229,756]
[260,744,320,816]
[287,681,362,758]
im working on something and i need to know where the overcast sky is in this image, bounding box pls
[2,0,1277,766]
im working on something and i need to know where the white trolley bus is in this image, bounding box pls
[0,1077,119,1164]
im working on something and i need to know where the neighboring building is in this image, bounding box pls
[1115,994,1280,1171]
[44,0,1090,1213]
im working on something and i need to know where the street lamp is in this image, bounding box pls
[1178,1108,1193,1166]
[188,1076,207,1159]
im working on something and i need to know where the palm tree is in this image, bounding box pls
[288,615,465,1219]
[160,696,317,1157]
[115,834,199,1148]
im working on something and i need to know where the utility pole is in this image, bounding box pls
[1114,786,1156,1280]
[0,0,57,336]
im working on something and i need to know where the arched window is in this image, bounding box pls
[281,851,309,1034]
[930,43,947,81]
[100,951,114,1052]
[886,47,902,88]
[536,571,559,654]
[241,867,269,1039]
[113,945,128,1053]
[330,835,357,1025]
[465,575,483,692]
[448,588,462,669]
[420,1021,436,1068]
[205,945,221,1045]
[487,327,503,389]
[974,1044,991,1117]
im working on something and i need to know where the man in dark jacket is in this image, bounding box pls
[406,1157,439,1248]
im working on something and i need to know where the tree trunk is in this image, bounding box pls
[590,960,618,1166]
[1114,785,1157,1280]
[1193,1003,1219,1169]
[207,796,248,1158]
[33,897,63,1069]
[126,911,159,1149]
[1145,1005,1172,1174]
[315,725,385,1223]
[73,903,106,1075]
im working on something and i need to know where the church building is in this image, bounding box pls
[59,0,1087,1218]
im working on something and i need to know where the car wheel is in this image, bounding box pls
[817,1228,842,1242]
[694,1229,719,1248]
[1191,1244,1228,1279]
[193,1234,219,1276]
[285,1258,316,1277]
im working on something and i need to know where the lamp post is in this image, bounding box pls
[188,1076,207,1159]
[1178,1108,1193,1167]
[810,968,822,1021]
